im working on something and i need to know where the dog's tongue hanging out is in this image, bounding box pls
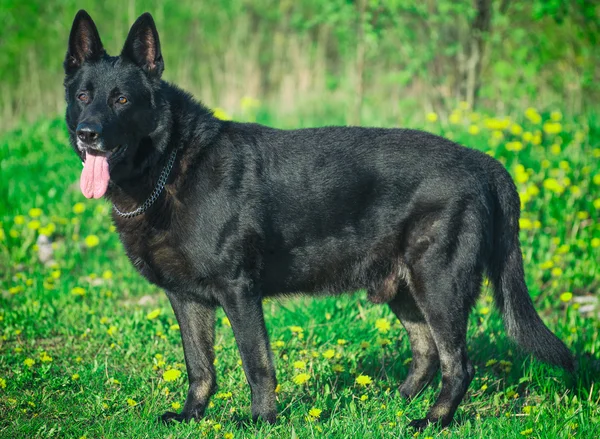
[80,154,110,199]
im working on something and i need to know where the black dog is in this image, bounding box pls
[64,10,574,429]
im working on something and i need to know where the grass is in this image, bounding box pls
[0,104,599,439]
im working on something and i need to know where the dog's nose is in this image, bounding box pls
[76,122,103,145]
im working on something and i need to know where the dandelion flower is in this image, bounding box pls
[171,401,181,410]
[293,373,311,385]
[29,208,43,218]
[355,374,372,386]
[213,108,231,120]
[127,398,137,406]
[0,377,6,388]
[72,373,80,380]
[293,361,306,370]
[73,203,86,214]
[289,325,303,334]
[24,358,35,367]
[560,292,573,302]
[146,309,161,320]
[375,318,391,333]
[426,112,438,123]
[322,349,335,359]
[308,407,322,419]
[163,369,182,382]
[84,235,100,247]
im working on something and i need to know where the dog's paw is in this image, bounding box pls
[160,410,202,424]
[408,418,431,431]
[252,409,277,424]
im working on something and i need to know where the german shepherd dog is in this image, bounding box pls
[64,10,574,429]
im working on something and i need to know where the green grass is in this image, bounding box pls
[0,107,599,439]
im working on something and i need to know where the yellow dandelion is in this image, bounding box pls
[468,125,479,135]
[593,199,600,210]
[146,308,161,320]
[163,369,182,382]
[591,238,600,248]
[27,220,41,230]
[40,352,52,362]
[102,270,113,280]
[171,401,181,410]
[480,307,490,315]
[543,122,562,135]
[71,287,86,296]
[551,267,563,277]
[560,292,573,302]
[29,208,43,218]
[322,349,335,359]
[293,361,306,370]
[0,377,6,389]
[127,398,137,407]
[337,339,347,346]
[524,108,541,124]
[73,202,86,214]
[355,374,372,386]
[14,215,25,225]
[84,235,100,247]
[360,394,368,401]
[224,433,234,439]
[293,372,311,385]
[519,218,533,230]
[510,124,523,135]
[169,324,180,331]
[213,424,222,432]
[213,108,231,120]
[24,358,35,367]
[426,112,438,123]
[72,373,80,381]
[308,407,322,419]
[375,318,391,333]
[106,326,118,336]
[520,428,533,436]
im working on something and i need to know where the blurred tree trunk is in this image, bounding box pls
[462,0,492,108]
[351,0,367,125]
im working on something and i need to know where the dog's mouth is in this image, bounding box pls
[80,145,127,199]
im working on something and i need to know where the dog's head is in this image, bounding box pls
[64,10,167,199]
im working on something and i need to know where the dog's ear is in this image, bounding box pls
[64,10,105,75]
[121,13,164,79]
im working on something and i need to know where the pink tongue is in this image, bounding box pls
[80,154,110,199]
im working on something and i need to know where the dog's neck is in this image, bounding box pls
[107,82,221,217]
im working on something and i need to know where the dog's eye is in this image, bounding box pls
[77,92,89,103]
[117,96,128,105]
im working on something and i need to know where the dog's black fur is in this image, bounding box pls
[64,10,574,429]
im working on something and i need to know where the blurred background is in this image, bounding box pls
[1,0,598,132]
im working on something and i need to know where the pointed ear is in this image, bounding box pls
[121,13,164,78]
[64,10,105,74]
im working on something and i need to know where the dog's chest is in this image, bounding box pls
[118,224,198,291]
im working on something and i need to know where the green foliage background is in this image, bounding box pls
[0,0,598,130]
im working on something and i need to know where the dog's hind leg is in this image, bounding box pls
[406,228,482,429]
[388,284,440,399]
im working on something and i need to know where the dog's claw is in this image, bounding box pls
[408,418,431,431]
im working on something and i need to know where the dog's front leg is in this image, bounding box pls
[161,291,216,424]
[221,293,277,424]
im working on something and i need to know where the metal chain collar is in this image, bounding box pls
[113,148,178,218]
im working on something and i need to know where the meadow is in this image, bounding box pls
[0,101,599,439]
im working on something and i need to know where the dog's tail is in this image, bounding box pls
[487,164,574,372]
